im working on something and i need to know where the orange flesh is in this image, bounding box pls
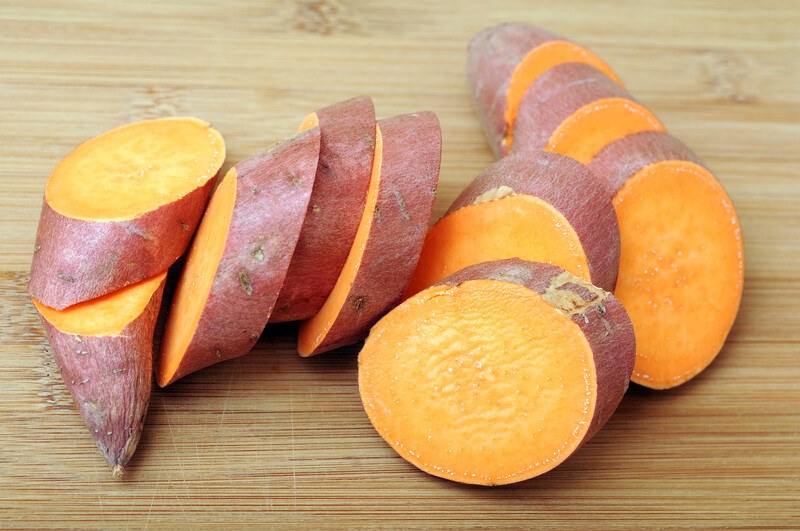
[297,126,383,355]
[504,40,622,152]
[359,279,596,485]
[158,168,238,386]
[546,98,665,164]
[298,112,319,132]
[46,117,225,221]
[32,272,166,336]
[405,195,590,298]
[613,161,744,389]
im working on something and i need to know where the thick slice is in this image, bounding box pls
[29,117,225,309]
[360,259,635,486]
[298,112,441,356]
[158,129,320,387]
[405,152,619,297]
[511,63,665,163]
[468,23,622,156]
[32,271,167,477]
[272,96,376,322]
[590,132,744,388]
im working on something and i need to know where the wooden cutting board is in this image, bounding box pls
[1,1,797,527]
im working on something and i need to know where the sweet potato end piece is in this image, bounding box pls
[405,195,591,297]
[360,278,596,485]
[614,161,744,389]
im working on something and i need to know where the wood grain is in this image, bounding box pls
[1,0,798,527]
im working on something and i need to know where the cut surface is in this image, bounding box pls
[504,40,621,151]
[46,117,225,221]
[359,279,596,485]
[32,271,166,336]
[547,98,665,164]
[405,195,590,296]
[297,126,384,355]
[614,161,744,388]
[159,168,237,384]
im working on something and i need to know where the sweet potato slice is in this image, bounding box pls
[590,132,744,388]
[297,112,441,356]
[511,63,665,163]
[405,152,619,297]
[158,129,320,386]
[32,271,167,477]
[271,96,376,322]
[468,23,622,156]
[360,259,635,485]
[29,118,225,309]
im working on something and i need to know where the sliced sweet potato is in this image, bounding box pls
[271,96,376,322]
[468,23,622,156]
[511,63,665,163]
[297,112,441,356]
[360,259,635,485]
[158,128,320,387]
[29,118,225,309]
[32,271,167,477]
[589,132,744,389]
[405,152,619,297]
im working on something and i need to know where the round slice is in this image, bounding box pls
[468,23,623,156]
[511,63,665,163]
[590,132,744,389]
[405,152,619,297]
[360,259,635,485]
[29,117,225,309]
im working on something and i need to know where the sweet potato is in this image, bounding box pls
[360,259,635,485]
[468,23,622,156]
[158,128,320,387]
[297,112,441,356]
[29,118,225,310]
[271,96,376,322]
[405,152,620,296]
[32,272,167,477]
[589,132,744,388]
[511,63,665,163]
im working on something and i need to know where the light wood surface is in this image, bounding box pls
[1,1,798,528]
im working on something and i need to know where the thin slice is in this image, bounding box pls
[467,23,622,156]
[511,63,665,163]
[590,132,744,388]
[29,117,225,309]
[158,128,320,387]
[272,96,376,322]
[298,112,441,356]
[405,152,619,296]
[360,259,635,485]
[32,271,167,477]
